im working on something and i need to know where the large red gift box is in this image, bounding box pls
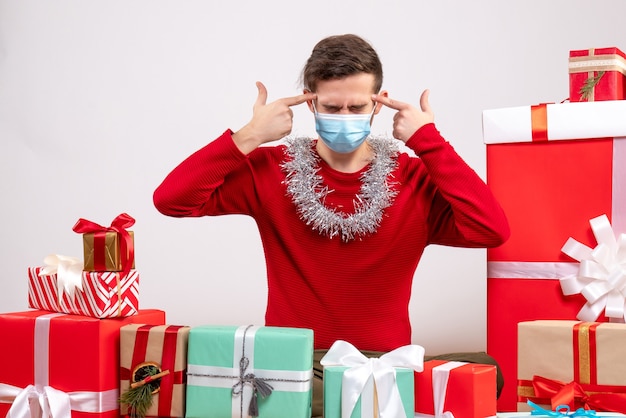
[0,309,166,418]
[482,100,626,411]
[569,47,626,102]
[414,360,497,418]
[28,266,140,318]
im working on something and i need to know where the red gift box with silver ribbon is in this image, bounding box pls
[0,309,165,418]
[482,100,626,411]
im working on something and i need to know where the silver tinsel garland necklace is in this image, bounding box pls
[281,136,399,242]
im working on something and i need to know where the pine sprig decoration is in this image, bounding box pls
[119,382,155,418]
[119,363,169,418]
[579,71,605,101]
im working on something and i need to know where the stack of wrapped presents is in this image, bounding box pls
[484,46,626,414]
[1,46,626,418]
[0,212,498,418]
[0,213,168,418]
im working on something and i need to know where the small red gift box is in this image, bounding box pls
[28,266,139,318]
[0,309,166,418]
[482,101,626,411]
[120,324,191,418]
[414,360,497,418]
[517,320,626,413]
[569,47,626,102]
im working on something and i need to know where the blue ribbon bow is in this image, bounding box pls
[529,400,598,417]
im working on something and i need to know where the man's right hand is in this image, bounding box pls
[233,81,316,154]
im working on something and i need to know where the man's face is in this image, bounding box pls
[307,73,381,115]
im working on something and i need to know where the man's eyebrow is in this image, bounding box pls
[320,102,369,110]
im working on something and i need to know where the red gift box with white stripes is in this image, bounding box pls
[0,309,166,418]
[28,266,139,318]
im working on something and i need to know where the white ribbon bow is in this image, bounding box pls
[38,255,84,300]
[2,383,71,418]
[0,383,119,418]
[560,214,626,322]
[320,340,424,418]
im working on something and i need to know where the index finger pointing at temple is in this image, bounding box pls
[372,94,409,110]
[283,92,317,107]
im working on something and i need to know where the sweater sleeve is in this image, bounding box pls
[153,129,254,217]
[405,123,510,248]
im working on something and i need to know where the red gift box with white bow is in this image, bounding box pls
[482,100,626,411]
[0,309,165,418]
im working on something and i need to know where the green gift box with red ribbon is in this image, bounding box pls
[73,213,136,274]
[517,320,626,414]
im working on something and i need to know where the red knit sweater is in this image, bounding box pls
[153,123,509,352]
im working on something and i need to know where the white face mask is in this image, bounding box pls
[313,103,375,153]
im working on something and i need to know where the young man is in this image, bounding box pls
[154,34,510,415]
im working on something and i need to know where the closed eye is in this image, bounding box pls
[321,105,342,113]
[348,104,369,113]
[321,104,370,113]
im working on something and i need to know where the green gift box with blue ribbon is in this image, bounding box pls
[186,325,313,418]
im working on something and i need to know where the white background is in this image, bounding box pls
[1,0,624,355]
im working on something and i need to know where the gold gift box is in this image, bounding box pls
[82,230,135,272]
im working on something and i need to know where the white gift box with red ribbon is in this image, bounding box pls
[482,100,626,144]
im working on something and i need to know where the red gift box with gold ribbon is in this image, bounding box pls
[482,101,626,411]
[569,47,626,102]
[0,309,166,418]
[119,324,190,417]
[517,320,626,413]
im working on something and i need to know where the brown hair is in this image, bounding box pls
[300,34,383,93]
